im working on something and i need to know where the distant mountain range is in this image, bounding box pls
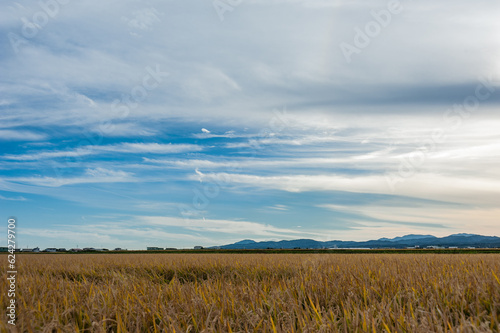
[211,234,500,249]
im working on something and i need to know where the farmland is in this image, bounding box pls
[1,253,499,332]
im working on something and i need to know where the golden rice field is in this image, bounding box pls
[1,253,499,332]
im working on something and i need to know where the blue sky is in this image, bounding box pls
[1,0,499,249]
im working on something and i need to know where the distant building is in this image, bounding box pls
[70,248,82,252]
[164,248,177,250]
[147,247,163,251]
[345,248,371,250]
[194,246,204,250]
[44,248,57,252]
[0,247,8,252]
[57,248,67,252]
[22,247,40,252]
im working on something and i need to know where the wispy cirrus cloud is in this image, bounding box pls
[6,168,134,187]
[319,203,500,238]
[0,129,47,141]
[137,215,323,238]
[3,149,94,161]
[193,172,500,207]
[2,142,204,161]
[0,194,27,201]
[99,143,203,154]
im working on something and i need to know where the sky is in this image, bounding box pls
[1,0,499,249]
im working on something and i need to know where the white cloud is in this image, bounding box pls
[3,149,94,161]
[3,143,204,161]
[137,216,324,238]
[7,168,134,187]
[143,156,379,171]
[320,203,500,238]
[91,123,158,137]
[84,167,130,178]
[0,194,27,201]
[0,130,47,141]
[267,204,289,211]
[96,143,203,154]
[194,172,500,207]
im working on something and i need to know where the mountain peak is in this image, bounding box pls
[234,239,256,245]
[380,234,437,242]
[449,233,477,237]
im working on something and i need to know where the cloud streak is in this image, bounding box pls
[3,143,204,161]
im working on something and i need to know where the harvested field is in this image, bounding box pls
[1,253,499,332]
